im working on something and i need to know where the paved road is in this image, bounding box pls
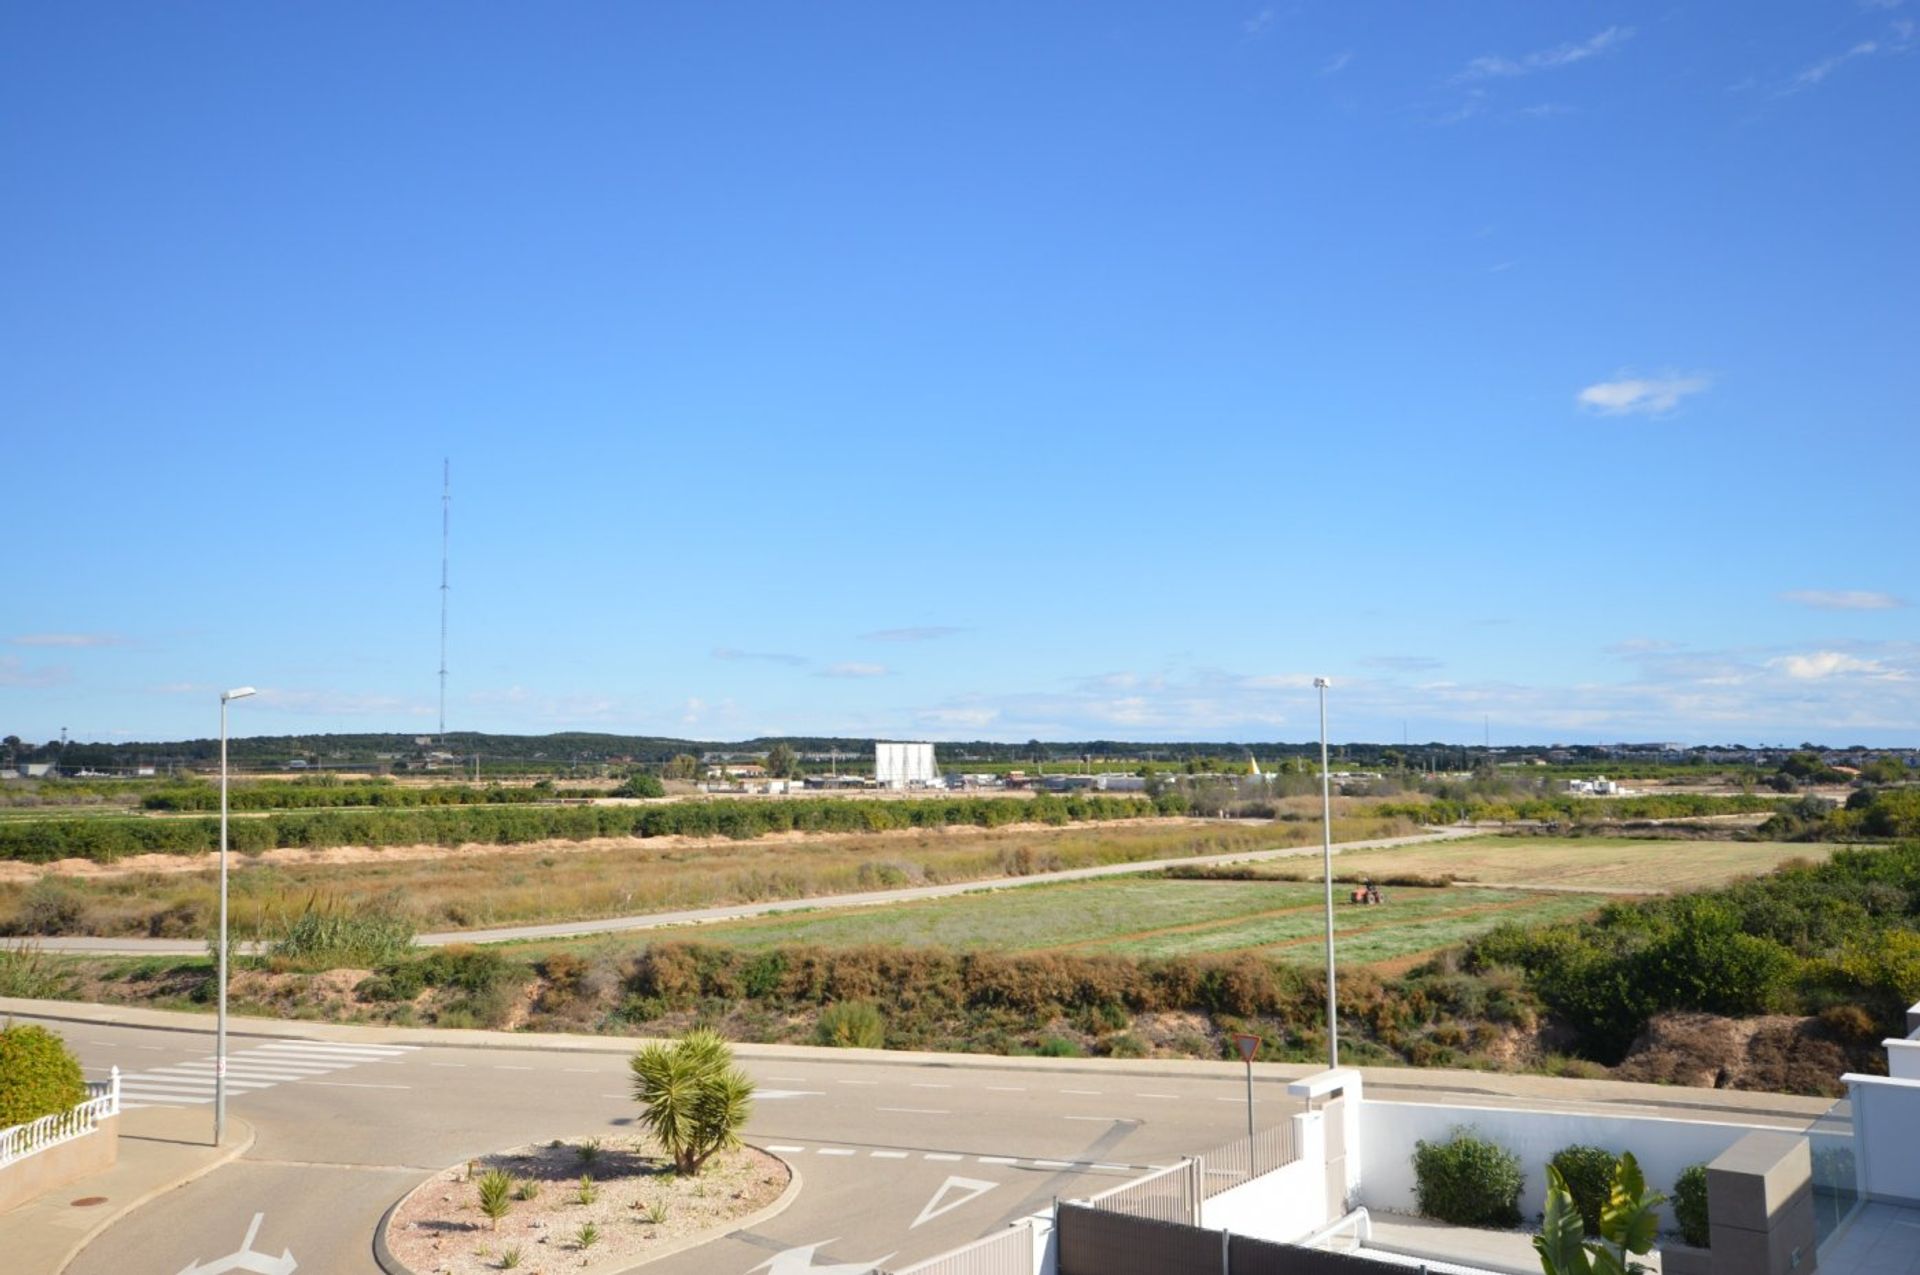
[17,1001,1829,1275]
[38,828,1474,956]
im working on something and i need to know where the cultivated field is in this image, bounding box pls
[0,817,1417,937]
[1316,835,1829,892]
[661,876,1611,970]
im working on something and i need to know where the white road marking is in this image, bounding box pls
[925,1153,962,1162]
[986,1085,1026,1092]
[837,1079,878,1086]
[1032,1160,1072,1169]
[977,1156,1017,1165]
[910,1083,951,1089]
[911,1176,999,1229]
[1135,1092,1180,1099]
[817,1148,856,1157]
[493,1065,533,1071]
[871,1151,909,1159]
[765,1145,807,1153]
[1060,1089,1101,1095]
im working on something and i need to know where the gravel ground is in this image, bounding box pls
[388,1136,789,1275]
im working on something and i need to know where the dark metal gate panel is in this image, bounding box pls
[1057,1203,1222,1275]
[1228,1233,1413,1275]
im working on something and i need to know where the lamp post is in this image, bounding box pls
[216,686,255,1146]
[1314,677,1337,1069]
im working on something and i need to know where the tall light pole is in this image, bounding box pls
[1315,677,1337,1069]
[216,686,256,1146]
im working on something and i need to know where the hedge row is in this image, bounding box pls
[142,782,585,811]
[0,794,1162,863]
[1376,792,1787,825]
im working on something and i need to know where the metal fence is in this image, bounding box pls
[0,1067,120,1170]
[1198,1121,1301,1198]
[1058,1203,1422,1275]
[1085,1158,1204,1224]
[880,1221,1035,1275]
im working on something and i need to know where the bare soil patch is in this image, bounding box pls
[387,1137,788,1275]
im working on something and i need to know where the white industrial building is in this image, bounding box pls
[875,741,939,789]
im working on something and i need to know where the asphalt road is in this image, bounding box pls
[37,827,1472,956]
[46,1016,1286,1275]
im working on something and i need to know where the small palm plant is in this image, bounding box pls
[476,1169,514,1232]
[576,1138,602,1167]
[513,1178,540,1202]
[629,1028,755,1176]
[575,1173,598,1205]
[1535,1151,1666,1275]
[642,1198,670,1225]
[575,1221,600,1249]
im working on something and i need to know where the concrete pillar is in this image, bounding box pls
[1706,1131,1817,1275]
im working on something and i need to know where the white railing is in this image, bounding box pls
[0,1067,119,1170]
[880,1220,1035,1275]
[1084,1157,1202,1225]
[1196,1122,1299,1198]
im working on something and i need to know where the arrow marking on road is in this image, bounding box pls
[750,1239,894,1273]
[175,1213,297,1275]
[910,1176,999,1229]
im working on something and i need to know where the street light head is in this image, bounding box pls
[1313,677,1331,689]
[223,687,257,702]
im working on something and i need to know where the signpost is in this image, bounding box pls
[1233,1032,1259,1143]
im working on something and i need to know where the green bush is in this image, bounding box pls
[0,1023,88,1127]
[815,1000,886,1049]
[265,899,414,969]
[0,940,67,999]
[1412,1128,1524,1228]
[1672,1163,1710,1248]
[1548,1144,1619,1236]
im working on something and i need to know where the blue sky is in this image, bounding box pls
[2,3,1915,747]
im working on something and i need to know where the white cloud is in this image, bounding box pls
[1770,651,1905,681]
[916,705,1001,730]
[252,688,435,716]
[819,662,889,679]
[1790,41,1882,90]
[1577,373,1712,416]
[0,656,70,688]
[1456,27,1633,81]
[681,697,706,725]
[1321,51,1353,75]
[8,633,126,648]
[1782,590,1908,612]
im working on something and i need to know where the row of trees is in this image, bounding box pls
[0,793,1161,863]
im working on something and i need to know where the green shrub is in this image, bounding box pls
[1548,1144,1619,1235]
[0,940,67,999]
[0,1024,88,1127]
[1412,1128,1523,1228]
[629,1029,754,1175]
[1672,1163,1710,1248]
[265,898,414,969]
[815,1000,886,1049]
[9,878,91,935]
[1105,1033,1149,1058]
[1035,1034,1083,1057]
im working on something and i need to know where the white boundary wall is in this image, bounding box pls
[1357,1100,1773,1228]
[1847,1000,1920,1204]
[1201,1109,1329,1243]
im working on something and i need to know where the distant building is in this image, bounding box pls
[875,742,938,789]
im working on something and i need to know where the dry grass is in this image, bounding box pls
[1316,835,1830,893]
[0,816,1416,937]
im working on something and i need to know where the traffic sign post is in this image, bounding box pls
[1233,1032,1259,1144]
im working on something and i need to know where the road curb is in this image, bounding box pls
[372,1145,801,1275]
[55,1116,257,1275]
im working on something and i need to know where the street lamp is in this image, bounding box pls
[216,686,255,1146]
[1315,677,1337,1069]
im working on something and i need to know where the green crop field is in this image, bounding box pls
[669,875,1615,969]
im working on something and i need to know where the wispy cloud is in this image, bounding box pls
[1770,651,1906,681]
[1359,656,1443,672]
[1577,373,1712,416]
[1455,27,1633,81]
[1321,51,1353,75]
[253,688,436,716]
[8,633,126,648]
[861,626,965,643]
[0,656,70,688]
[1782,589,1908,612]
[711,646,808,667]
[1790,40,1883,90]
[818,662,889,679]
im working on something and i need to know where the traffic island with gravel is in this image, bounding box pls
[383,1136,792,1275]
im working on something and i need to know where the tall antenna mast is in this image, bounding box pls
[439,459,450,740]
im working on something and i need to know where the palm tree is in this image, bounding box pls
[629,1029,755,1175]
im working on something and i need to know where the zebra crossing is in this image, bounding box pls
[115,1039,418,1109]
